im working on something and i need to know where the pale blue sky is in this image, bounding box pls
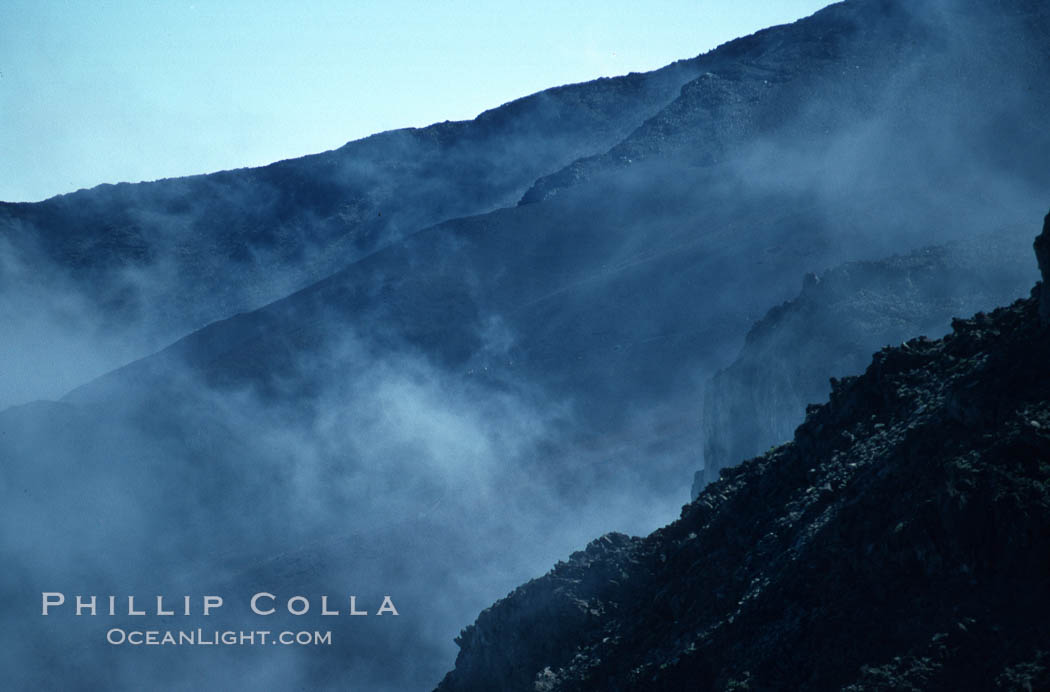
[0,1,831,202]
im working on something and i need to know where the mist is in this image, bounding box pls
[3,0,1050,689]
[0,57,702,410]
[2,306,687,690]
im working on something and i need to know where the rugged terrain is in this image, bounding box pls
[696,227,1038,495]
[3,1,1050,690]
[58,0,1050,502]
[4,0,1049,410]
[436,213,1050,691]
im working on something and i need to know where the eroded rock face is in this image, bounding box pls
[695,229,1037,497]
[438,211,1050,691]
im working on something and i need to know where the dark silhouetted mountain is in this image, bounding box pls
[695,227,1038,496]
[435,212,1050,692]
[4,1,1050,690]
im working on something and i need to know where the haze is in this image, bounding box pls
[1,0,828,203]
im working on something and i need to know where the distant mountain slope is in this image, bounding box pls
[8,0,1050,412]
[696,227,1038,495]
[63,171,858,499]
[4,1,1050,689]
[522,0,1050,204]
[59,0,1050,501]
[435,212,1050,692]
[68,161,1042,504]
[0,57,703,407]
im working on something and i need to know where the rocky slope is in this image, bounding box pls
[695,226,1038,496]
[436,212,1050,691]
[522,0,1050,205]
[5,1,1050,689]
[6,0,1050,411]
[57,0,1050,504]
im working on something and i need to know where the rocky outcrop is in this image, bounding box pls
[439,533,641,692]
[695,228,1038,496]
[437,211,1050,691]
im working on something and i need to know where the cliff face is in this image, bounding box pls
[436,212,1050,691]
[696,228,1038,496]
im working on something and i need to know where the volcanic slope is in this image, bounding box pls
[697,227,1038,494]
[436,212,1050,691]
[0,51,702,406]
[5,0,1050,410]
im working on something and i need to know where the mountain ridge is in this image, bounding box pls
[4,2,1050,689]
[0,53,705,408]
[435,211,1050,692]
